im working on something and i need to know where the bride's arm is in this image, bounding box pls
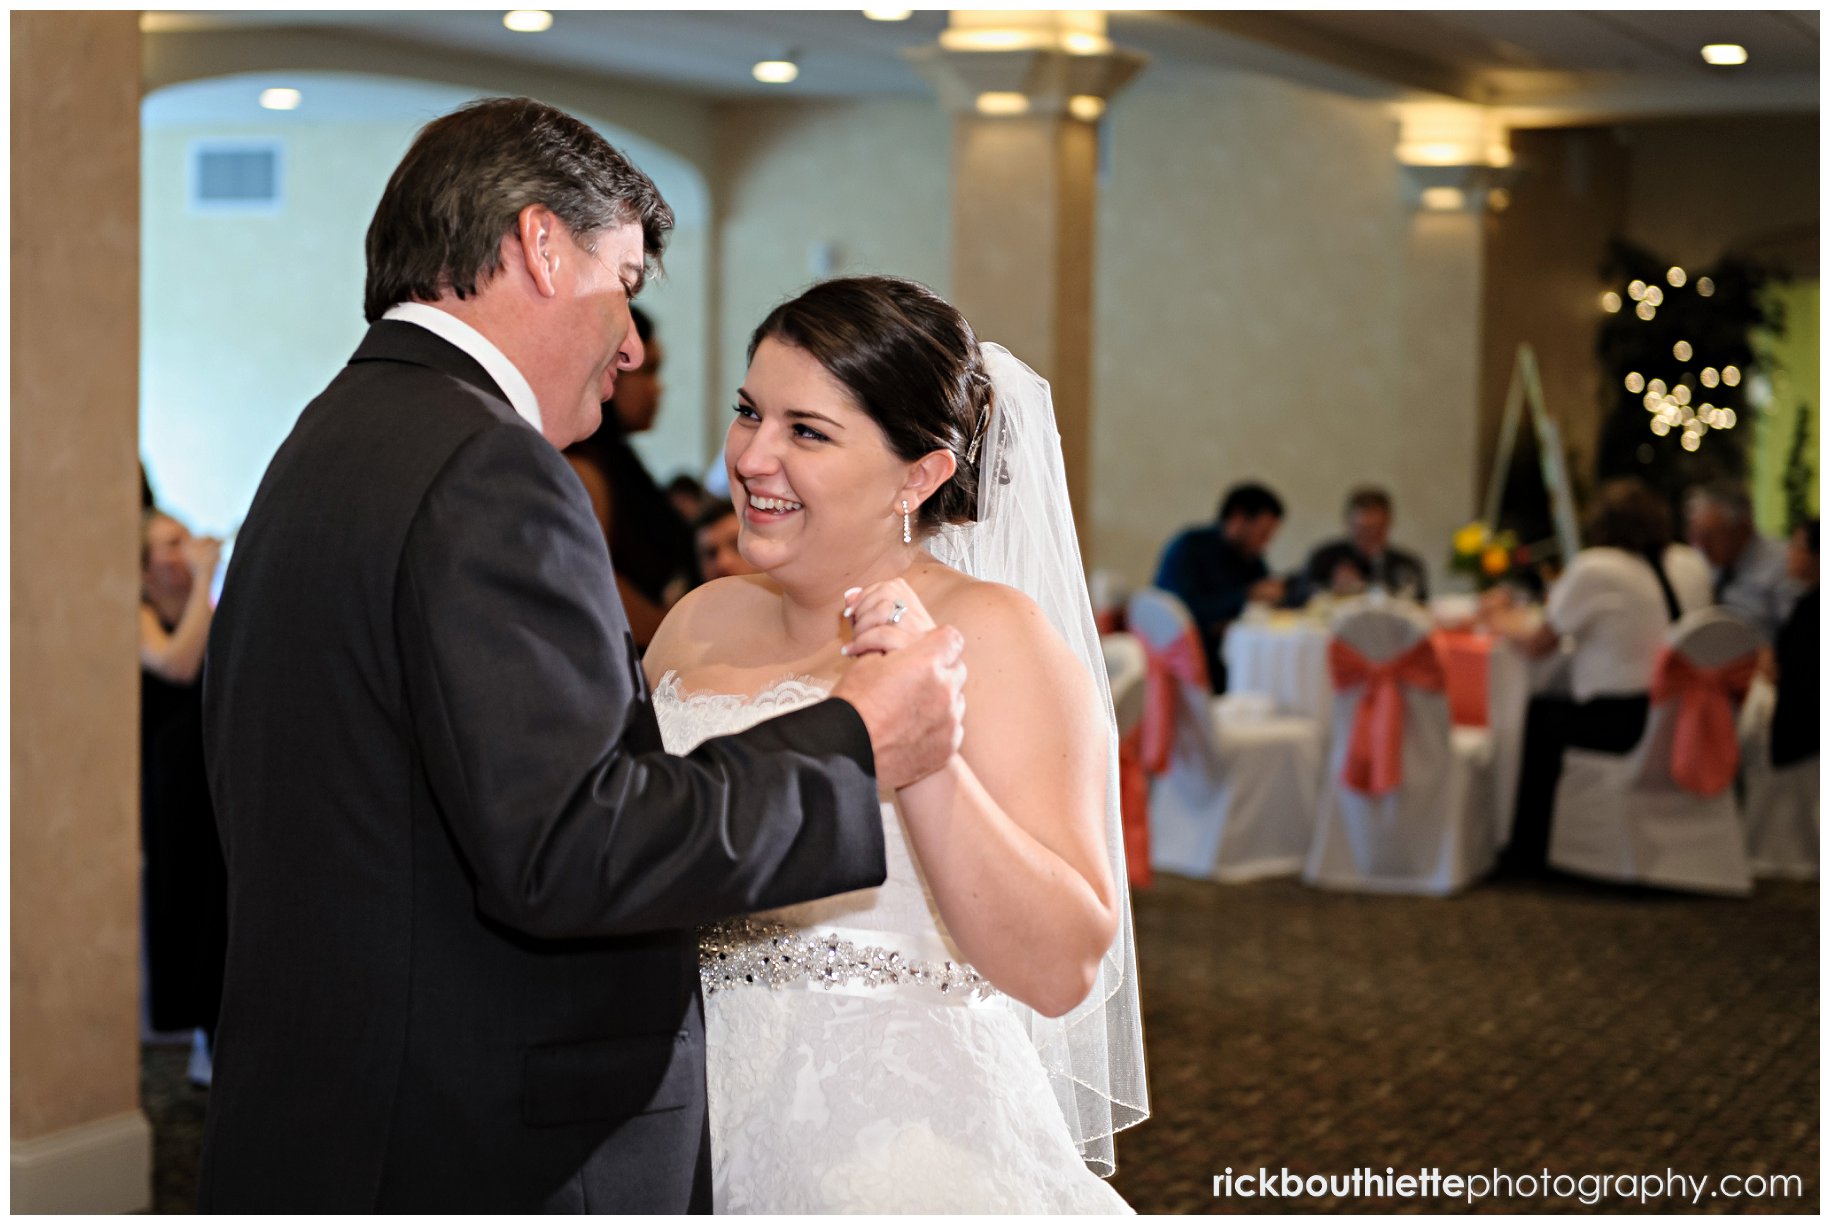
[867,581,1118,1018]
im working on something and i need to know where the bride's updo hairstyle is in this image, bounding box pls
[748,276,992,533]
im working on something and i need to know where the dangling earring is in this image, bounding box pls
[901,500,912,545]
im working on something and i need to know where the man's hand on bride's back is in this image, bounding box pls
[830,624,967,791]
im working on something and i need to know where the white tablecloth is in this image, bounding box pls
[1222,618,1333,721]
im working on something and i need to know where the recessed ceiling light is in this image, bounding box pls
[503,10,553,34]
[862,8,912,20]
[753,59,799,85]
[1701,44,1747,66]
[259,88,302,111]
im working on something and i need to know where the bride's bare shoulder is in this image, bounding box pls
[924,571,1075,671]
[644,574,779,680]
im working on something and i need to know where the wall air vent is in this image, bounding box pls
[187,140,282,215]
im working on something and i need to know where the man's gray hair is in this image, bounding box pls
[1686,478,1754,525]
[363,96,673,323]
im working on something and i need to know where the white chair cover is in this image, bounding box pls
[1547,608,1760,895]
[1738,676,1819,880]
[1101,632,1148,740]
[1127,589,1322,882]
[1302,605,1496,896]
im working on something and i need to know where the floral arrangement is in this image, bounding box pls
[1449,522,1527,588]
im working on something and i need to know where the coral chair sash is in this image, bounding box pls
[1650,649,1757,796]
[1139,629,1210,775]
[1117,726,1152,888]
[1329,637,1446,795]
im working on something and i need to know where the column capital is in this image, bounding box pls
[905,44,1146,118]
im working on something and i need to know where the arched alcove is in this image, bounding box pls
[140,70,714,539]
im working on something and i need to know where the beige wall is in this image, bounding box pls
[711,97,952,465]
[1478,128,1631,504]
[1093,74,1481,588]
[1623,115,1819,272]
[12,10,146,1145]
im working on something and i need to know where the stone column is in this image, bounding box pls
[11,10,153,1214]
[908,12,1143,541]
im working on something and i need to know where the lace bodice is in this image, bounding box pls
[652,671,970,972]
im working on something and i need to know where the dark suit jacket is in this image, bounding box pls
[199,322,887,1212]
[1301,538,1430,600]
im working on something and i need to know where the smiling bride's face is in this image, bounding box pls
[726,337,916,588]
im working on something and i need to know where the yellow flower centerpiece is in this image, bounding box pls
[1449,521,1522,589]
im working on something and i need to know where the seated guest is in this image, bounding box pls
[1686,479,1802,640]
[1771,519,1818,768]
[139,509,229,1085]
[1499,478,1713,875]
[1154,482,1286,693]
[1301,485,1429,600]
[563,306,698,649]
[667,472,708,524]
[693,499,757,583]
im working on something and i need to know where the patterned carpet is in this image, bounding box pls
[143,874,1818,1214]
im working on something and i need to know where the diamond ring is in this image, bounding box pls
[889,600,908,625]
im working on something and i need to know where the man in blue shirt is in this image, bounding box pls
[1154,483,1286,693]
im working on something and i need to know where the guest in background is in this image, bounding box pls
[1301,485,1429,600]
[1771,518,1818,768]
[1499,478,1712,875]
[139,509,229,1086]
[1154,482,1286,693]
[667,472,708,523]
[564,306,698,648]
[1686,479,1801,639]
[693,499,756,583]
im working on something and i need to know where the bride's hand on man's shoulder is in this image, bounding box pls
[842,578,938,657]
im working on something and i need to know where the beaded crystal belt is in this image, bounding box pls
[699,916,997,1003]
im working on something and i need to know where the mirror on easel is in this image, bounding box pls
[1481,344,1583,591]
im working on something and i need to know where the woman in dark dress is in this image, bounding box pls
[140,509,228,1084]
[563,306,699,650]
[1771,519,1818,768]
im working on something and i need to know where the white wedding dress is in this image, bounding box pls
[655,670,1132,1214]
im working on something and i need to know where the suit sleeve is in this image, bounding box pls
[395,421,886,939]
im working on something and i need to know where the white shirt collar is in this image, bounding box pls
[381,302,543,435]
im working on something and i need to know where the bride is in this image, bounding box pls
[643,276,1147,1212]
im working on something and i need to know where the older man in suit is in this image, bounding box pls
[200,97,966,1213]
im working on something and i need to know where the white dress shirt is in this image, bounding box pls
[1547,545,1711,702]
[382,302,543,436]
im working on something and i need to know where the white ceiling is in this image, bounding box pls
[142,8,1819,121]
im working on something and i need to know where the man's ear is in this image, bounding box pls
[900,449,959,514]
[515,204,561,298]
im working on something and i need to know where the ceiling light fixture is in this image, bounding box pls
[1701,44,1747,66]
[753,58,800,85]
[862,8,912,20]
[503,10,553,33]
[259,87,302,111]
[1067,95,1106,122]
